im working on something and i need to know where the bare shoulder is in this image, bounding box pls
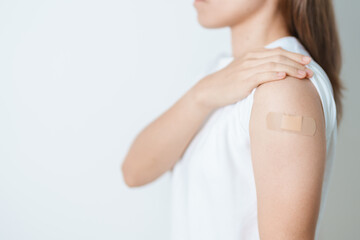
[255,76,323,114]
[250,76,325,136]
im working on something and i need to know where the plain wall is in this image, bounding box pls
[0,0,358,239]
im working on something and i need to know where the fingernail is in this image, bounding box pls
[305,68,313,77]
[302,56,311,63]
[298,69,306,76]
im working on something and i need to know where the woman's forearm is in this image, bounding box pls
[121,82,215,187]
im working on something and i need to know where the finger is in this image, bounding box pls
[254,62,310,79]
[244,55,305,70]
[274,47,312,65]
[246,46,312,65]
[242,55,314,78]
[248,71,287,87]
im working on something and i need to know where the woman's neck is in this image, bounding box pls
[229,3,291,59]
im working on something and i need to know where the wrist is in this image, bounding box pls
[187,80,217,115]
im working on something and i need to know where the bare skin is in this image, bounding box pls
[122,0,325,239]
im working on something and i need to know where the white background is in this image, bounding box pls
[0,0,359,239]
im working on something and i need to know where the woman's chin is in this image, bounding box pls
[196,16,228,28]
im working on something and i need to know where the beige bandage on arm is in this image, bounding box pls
[266,112,316,136]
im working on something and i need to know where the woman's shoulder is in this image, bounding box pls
[249,75,326,139]
[253,75,323,110]
[274,37,337,134]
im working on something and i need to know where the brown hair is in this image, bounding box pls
[279,0,346,127]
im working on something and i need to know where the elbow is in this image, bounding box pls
[121,162,138,188]
[121,160,145,188]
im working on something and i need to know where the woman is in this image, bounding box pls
[122,0,344,239]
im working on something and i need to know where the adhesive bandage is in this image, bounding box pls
[266,111,316,136]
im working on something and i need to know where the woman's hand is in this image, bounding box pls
[192,46,314,111]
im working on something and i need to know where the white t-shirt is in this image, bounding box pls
[170,36,337,240]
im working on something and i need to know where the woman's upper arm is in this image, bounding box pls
[249,76,326,240]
